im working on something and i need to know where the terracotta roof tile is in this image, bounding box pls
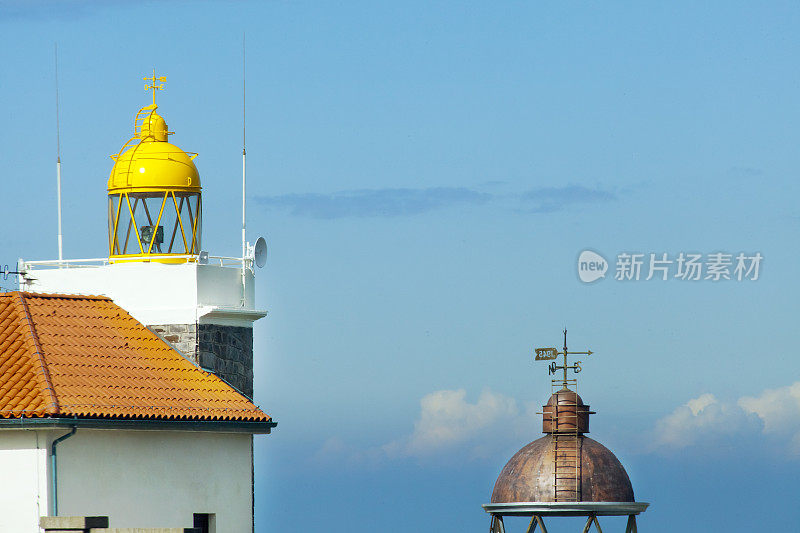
[0,292,270,423]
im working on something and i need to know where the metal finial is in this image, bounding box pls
[143,69,166,105]
[534,329,593,390]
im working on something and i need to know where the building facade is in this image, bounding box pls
[0,292,274,532]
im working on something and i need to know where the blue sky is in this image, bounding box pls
[3,1,800,531]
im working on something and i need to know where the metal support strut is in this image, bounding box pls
[487,513,638,533]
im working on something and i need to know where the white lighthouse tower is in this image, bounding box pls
[19,73,266,398]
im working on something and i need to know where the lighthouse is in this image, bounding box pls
[19,72,266,398]
[0,74,274,532]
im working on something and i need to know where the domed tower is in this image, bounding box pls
[18,73,267,398]
[483,331,648,532]
[107,73,202,261]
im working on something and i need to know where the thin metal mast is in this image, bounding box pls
[562,328,568,387]
[241,32,247,304]
[242,33,247,260]
[55,43,63,262]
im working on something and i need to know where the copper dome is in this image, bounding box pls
[490,389,635,503]
[491,435,634,503]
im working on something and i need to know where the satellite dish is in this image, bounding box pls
[254,237,267,268]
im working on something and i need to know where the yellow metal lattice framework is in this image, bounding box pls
[108,191,202,260]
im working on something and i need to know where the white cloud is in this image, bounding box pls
[687,393,717,416]
[311,388,538,466]
[316,382,800,466]
[737,382,800,454]
[651,393,761,451]
[738,382,800,435]
[387,389,523,458]
[314,389,538,465]
[650,382,800,455]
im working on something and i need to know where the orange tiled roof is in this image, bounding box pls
[0,292,270,422]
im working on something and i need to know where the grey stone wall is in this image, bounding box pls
[198,324,253,398]
[149,323,253,399]
[151,324,198,362]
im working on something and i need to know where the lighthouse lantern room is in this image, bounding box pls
[108,72,202,261]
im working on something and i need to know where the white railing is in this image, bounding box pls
[207,256,249,268]
[19,254,250,271]
[20,257,111,268]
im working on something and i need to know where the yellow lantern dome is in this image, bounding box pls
[107,134,201,194]
[107,73,203,263]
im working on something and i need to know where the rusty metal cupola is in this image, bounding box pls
[482,330,649,533]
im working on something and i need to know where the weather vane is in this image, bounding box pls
[143,69,166,105]
[533,329,593,390]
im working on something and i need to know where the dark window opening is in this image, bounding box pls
[193,513,214,533]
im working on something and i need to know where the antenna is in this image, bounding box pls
[54,43,63,262]
[241,32,248,305]
[242,32,247,262]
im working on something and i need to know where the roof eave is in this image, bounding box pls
[0,417,277,434]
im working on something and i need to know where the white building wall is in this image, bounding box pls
[0,430,50,533]
[57,429,253,533]
[19,262,261,327]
